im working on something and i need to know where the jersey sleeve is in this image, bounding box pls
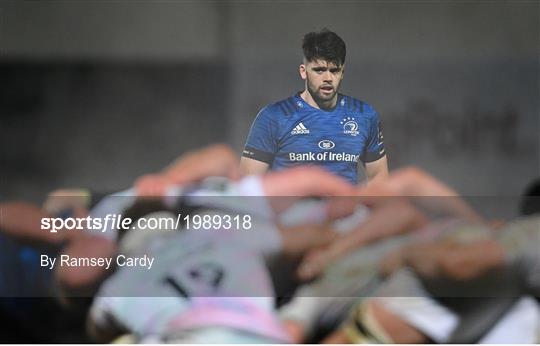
[361,108,386,163]
[242,106,279,165]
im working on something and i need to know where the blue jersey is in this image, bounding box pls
[242,93,386,184]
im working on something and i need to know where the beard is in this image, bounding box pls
[307,80,339,104]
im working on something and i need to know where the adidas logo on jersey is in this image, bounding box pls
[291,122,310,135]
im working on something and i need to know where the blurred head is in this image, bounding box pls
[520,178,540,215]
[299,29,346,108]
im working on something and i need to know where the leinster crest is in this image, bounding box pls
[341,117,359,136]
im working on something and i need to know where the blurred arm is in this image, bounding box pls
[364,155,388,183]
[298,199,427,280]
[380,239,505,281]
[358,167,484,223]
[297,167,484,280]
[135,143,242,196]
[240,156,269,175]
[0,201,68,245]
[261,166,356,217]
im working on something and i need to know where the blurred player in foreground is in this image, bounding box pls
[4,143,539,343]
[281,170,540,344]
[52,144,358,343]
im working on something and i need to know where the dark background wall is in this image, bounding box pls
[1,1,538,217]
[0,61,228,198]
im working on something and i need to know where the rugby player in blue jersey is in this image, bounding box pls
[241,29,388,184]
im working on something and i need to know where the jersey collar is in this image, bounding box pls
[294,92,344,113]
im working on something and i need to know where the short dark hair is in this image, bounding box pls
[302,29,346,66]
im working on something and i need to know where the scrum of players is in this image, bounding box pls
[1,143,539,343]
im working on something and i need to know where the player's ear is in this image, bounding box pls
[341,64,345,80]
[299,64,307,80]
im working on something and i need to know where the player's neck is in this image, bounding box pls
[300,90,337,110]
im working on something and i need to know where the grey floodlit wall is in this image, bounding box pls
[0,1,538,213]
[1,1,223,60]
